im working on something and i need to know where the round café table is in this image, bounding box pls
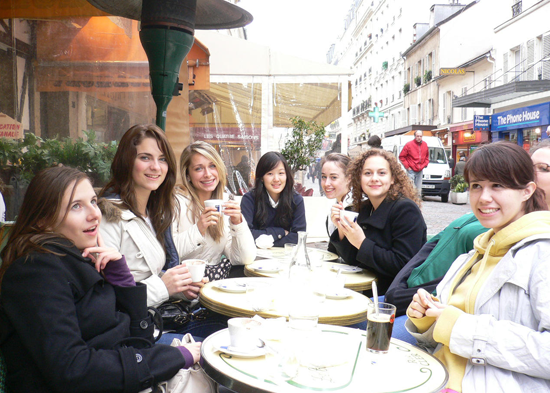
[199,277,370,326]
[201,324,448,393]
[245,261,377,292]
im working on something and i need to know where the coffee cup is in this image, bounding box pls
[340,210,359,225]
[366,302,396,354]
[184,259,206,282]
[228,317,261,350]
[204,199,224,212]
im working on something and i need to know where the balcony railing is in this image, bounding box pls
[512,1,522,18]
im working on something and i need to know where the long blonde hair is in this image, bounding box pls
[179,141,226,242]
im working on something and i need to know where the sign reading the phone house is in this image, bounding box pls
[491,103,550,132]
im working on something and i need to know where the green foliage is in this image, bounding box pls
[424,69,432,83]
[281,116,326,174]
[382,61,388,70]
[414,75,422,87]
[0,131,118,184]
[403,83,410,95]
[450,174,468,192]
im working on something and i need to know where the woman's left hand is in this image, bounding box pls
[82,233,123,272]
[223,200,243,225]
[337,218,366,249]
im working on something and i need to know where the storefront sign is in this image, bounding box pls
[368,106,385,123]
[491,103,550,132]
[440,68,466,75]
[0,113,24,139]
[192,126,261,147]
[473,115,490,131]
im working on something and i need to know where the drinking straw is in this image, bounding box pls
[372,281,379,317]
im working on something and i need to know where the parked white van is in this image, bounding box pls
[381,135,451,202]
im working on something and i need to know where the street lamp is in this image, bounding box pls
[86,0,253,130]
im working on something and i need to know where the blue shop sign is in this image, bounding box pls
[491,103,550,132]
[473,115,490,131]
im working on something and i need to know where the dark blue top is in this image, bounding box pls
[241,190,306,247]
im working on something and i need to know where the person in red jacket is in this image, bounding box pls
[399,130,429,193]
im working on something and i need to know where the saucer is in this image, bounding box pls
[252,259,281,273]
[325,288,353,300]
[216,345,266,358]
[330,265,362,274]
[215,280,247,293]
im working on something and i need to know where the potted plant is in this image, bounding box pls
[403,83,410,95]
[382,61,388,71]
[414,75,422,87]
[450,175,468,204]
[424,69,432,83]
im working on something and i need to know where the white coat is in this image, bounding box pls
[172,193,256,266]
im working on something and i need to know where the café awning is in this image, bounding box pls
[193,31,352,129]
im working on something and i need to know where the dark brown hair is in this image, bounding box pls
[348,149,420,211]
[252,152,295,230]
[464,141,547,213]
[100,124,177,246]
[0,167,90,289]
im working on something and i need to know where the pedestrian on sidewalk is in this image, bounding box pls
[399,131,429,193]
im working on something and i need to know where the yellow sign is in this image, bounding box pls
[440,68,466,75]
[0,113,24,139]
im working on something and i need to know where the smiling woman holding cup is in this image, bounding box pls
[174,141,256,281]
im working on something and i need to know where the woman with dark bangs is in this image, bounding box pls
[329,148,427,294]
[407,142,550,393]
[241,152,306,247]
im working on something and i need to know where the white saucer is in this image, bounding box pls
[212,332,266,358]
[252,259,281,273]
[325,288,353,300]
[330,265,363,274]
[215,280,247,293]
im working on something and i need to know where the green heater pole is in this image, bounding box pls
[140,28,194,131]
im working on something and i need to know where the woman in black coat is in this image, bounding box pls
[0,167,200,392]
[329,149,427,294]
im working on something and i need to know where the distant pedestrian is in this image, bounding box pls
[314,159,323,196]
[455,152,466,176]
[367,135,382,149]
[399,130,429,192]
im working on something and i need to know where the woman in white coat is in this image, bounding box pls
[406,142,550,393]
[174,141,255,280]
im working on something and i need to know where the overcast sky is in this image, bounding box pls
[238,0,352,64]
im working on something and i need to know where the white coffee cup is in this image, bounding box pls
[340,210,359,225]
[204,199,224,212]
[228,317,261,350]
[184,259,206,282]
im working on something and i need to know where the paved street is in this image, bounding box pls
[298,172,473,237]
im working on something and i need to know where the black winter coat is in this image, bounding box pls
[329,197,427,294]
[0,240,186,393]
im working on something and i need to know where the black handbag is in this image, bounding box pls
[156,299,192,332]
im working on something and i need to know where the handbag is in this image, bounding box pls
[155,333,218,393]
[204,258,232,282]
[156,300,191,332]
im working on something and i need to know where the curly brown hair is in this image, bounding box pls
[348,149,421,211]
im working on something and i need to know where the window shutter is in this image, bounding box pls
[543,34,550,80]
[526,39,535,80]
[503,53,508,84]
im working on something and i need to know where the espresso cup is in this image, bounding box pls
[228,317,261,350]
[183,259,206,282]
[366,302,396,354]
[340,210,359,225]
[204,199,224,212]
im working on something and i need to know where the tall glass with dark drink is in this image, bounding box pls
[366,302,396,354]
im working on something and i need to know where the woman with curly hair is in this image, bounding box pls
[329,149,427,294]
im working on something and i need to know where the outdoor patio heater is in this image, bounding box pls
[86,0,253,130]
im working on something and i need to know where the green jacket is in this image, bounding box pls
[406,213,486,287]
